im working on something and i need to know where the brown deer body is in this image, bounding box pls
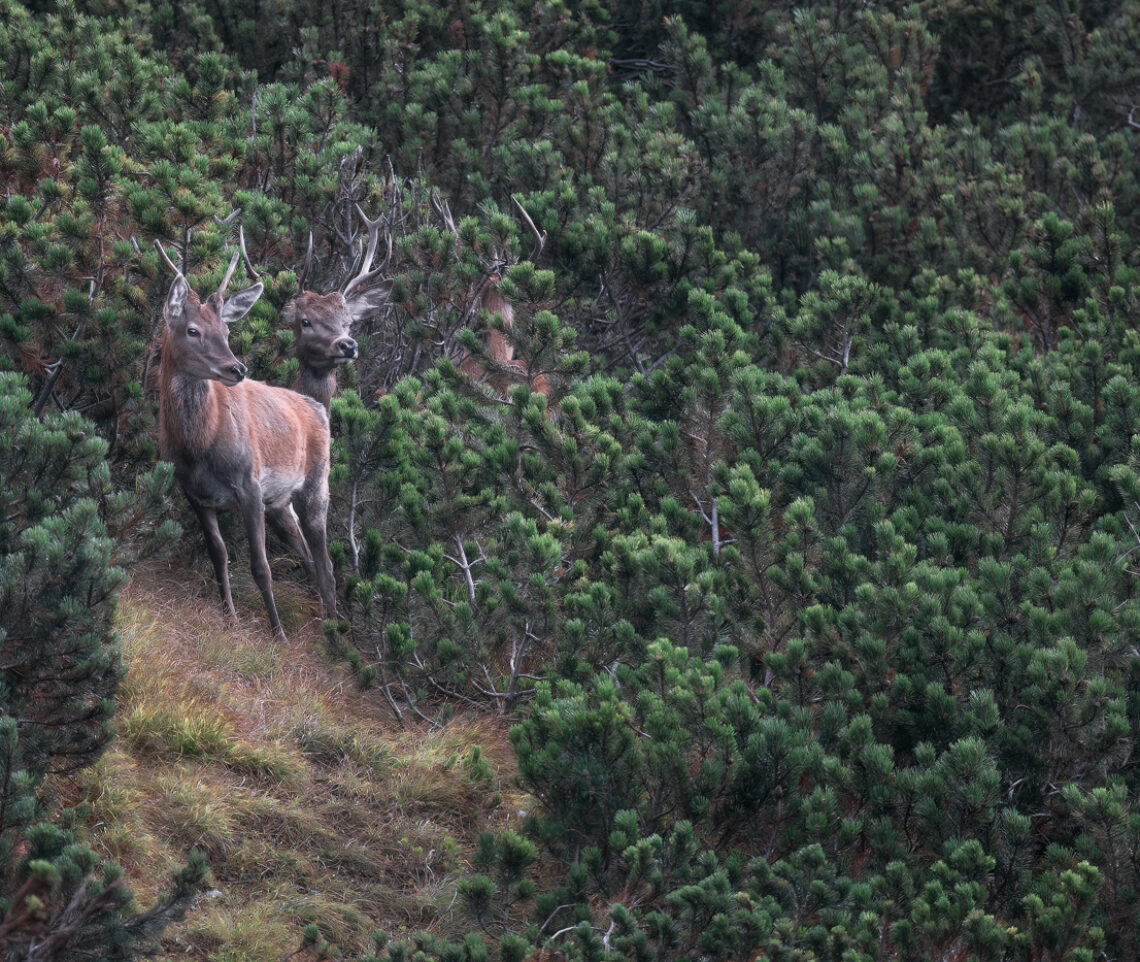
[157,250,336,640]
[458,279,549,398]
[430,195,551,399]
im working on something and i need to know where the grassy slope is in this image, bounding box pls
[72,558,523,960]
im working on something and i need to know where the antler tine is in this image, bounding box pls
[153,238,183,277]
[343,204,387,299]
[214,208,242,228]
[512,195,546,262]
[215,250,242,302]
[297,230,314,292]
[238,225,261,284]
[430,189,461,247]
[365,203,394,274]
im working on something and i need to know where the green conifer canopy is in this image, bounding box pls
[4,0,1140,958]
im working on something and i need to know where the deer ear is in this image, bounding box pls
[163,274,190,322]
[346,284,389,323]
[220,283,264,325]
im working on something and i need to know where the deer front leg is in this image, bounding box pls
[189,499,238,620]
[238,484,286,641]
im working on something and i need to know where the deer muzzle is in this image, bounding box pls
[334,337,358,362]
[217,360,248,385]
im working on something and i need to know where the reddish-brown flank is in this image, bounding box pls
[458,281,550,398]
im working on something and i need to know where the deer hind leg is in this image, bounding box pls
[266,503,318,584]
[237,485,286,640]
[189,500,238,620]
[295,480,336,619]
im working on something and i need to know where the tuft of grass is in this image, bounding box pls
[232,795,333,852]
[75,752,172,889]
[78,751,146,829]
[225,837,318,887]
[120,698,237,759]
[388,724,512,822]
[198,631,283,678]
[278,893,373,952]
[119,697,302,780]
[225,740,303,780]
[180,901,297,962]
[150,775,236,859]
[291,714,393,773]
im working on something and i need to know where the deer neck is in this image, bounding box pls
[297,364,335,414]
[158,346,229,456]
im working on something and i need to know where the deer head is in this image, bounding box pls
[249,210,389,410]
[282,291,359,375]
[157,242,262,386]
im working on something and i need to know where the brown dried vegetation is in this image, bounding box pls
[73,558,524,961]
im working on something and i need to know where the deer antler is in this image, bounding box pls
[214,208,242,229]
[209,208,252,300]
[238,225,261,284]
[154,211,248,292]
[343,205,389,299]
[297,231,314,292]
[153,238,183,277]
[430,191,458,235]
[430,190,462,257]
[214,250,242,303]
[512,195,546,262]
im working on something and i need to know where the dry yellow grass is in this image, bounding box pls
[80,557,526,961]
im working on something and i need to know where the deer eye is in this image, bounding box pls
[187,327,201,338]
[300,318,311,328]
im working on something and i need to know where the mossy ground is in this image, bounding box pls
[73,557,526,961]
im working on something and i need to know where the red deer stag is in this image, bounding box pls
[433,194,550,399]
[254,194,548,404]
[244,212,388,413]
[155,241,336,640]
[458,278,549,398]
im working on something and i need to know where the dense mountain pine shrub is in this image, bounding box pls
[5,0,1140,958]
[0,371,203,959]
